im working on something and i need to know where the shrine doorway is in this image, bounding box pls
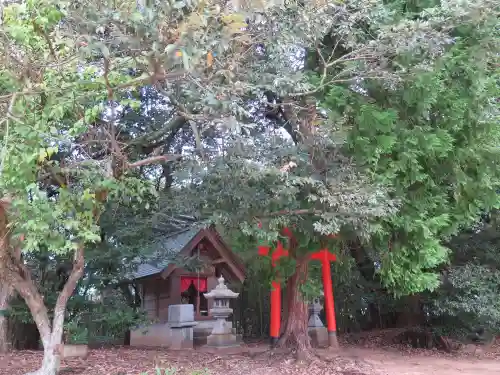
[180,277,209,317]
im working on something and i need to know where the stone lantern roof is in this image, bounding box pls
[204,276,239,299]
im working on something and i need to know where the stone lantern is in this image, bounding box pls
[308,292,324,327]
[308,291,328,348]
[203,276,240,348]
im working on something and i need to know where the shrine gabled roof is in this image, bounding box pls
[132,263,161,279]
[127,225,246,282]
[130,227,201,279]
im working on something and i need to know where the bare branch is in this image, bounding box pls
[32,20,57,61]
[0,70,186,103]
[258,209,365,219]
[126,154,182,169]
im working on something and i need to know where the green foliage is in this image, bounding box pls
[428,212,500,336]
[330,253,373,332]
[9,293,148,345]
[434,264,500,334]
[168,140,396,264]
[1,0,499,352]
[7,247,149,344]
[321,14,499,295]
[0,0,154,255]
[67,293,149,345]
[2,0,493,257]
[149,0,499,304]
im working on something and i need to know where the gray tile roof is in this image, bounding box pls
[132,263,162,279]
[129,227,201,279]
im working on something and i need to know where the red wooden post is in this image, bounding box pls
[270,280,281,343]
[269,241,288,345]
[311,248,337,347]
[257,229,289,346]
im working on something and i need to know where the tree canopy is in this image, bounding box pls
[0,0,499,372]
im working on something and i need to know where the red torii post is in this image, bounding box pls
[310,247,338,347]
[258,236,289,345]
[257,226,338,347]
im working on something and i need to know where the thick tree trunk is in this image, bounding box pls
[25,347,61,375]
[0,243,84,374]
[23,246,85,375]
[0,283,13,353]
[0,196,85,374]
[0,201,21,354]
[277,260,313,361]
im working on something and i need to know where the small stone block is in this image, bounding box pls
[169,321,198,328]
[168,304,194,324]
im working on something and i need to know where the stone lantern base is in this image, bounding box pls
[308,326,329,348]
[206,333,240,348]
[205,313,240,348]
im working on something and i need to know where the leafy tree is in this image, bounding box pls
[0,1,176,373]
[149,0,498,358]
[0,0,497,370]
[163,133,396,354]
[0,0,349,368]
[325,10,500,296]
[430,211,500,338]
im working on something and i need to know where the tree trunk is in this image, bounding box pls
[277,260,313,361]
[0,283,13,353]
[25,346,61,375]
[0,243,84,374]
[0,196,85,375]
[0,201,21,354]
[23,246,85,375]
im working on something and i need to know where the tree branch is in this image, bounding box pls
[0,70,186,103]
[126,154,182,169]
[103,58,113,101]
[257,208,366,219]
[32,20,57,61]
[126,116,187,153]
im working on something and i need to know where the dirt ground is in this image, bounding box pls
[342,346,500,375]
[1,344,499,375]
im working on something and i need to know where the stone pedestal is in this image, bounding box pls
[204,276,240,348]
[308,296,329,348]
[309,327,329,348]
[168,304,197,350]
